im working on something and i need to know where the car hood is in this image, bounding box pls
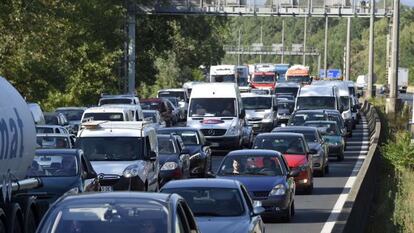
[91,161,140,176]
[307,142,321,151]
[246,109,271,119]
[323,135,342,144]
[196,216,250,233]
[184,145,203,155]
[187,117,237,130]
[29,176,79,196]
[283,154,307,168]
[158,154,178,165]
[218,176,285,192]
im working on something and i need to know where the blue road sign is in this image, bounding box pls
[319,69,342,79]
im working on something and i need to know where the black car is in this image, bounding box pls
[26,149,98,206]
[157,127,212,177]
[36,192,201,233]
[326,109,350,137]
[44,112,71,132]
[272,126,329,176]
[288,109,329,126]
[157,134,191,186]
[276,99,295,124]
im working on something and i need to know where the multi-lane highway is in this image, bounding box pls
[211,117,369,232]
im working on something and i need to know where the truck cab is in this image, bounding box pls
[186,83,248,151]
[76,121,159,192]
[81,106,135,123]
[251,72,277,90]
[286,65,311,85]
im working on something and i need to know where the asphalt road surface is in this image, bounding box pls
[211,117,370,233]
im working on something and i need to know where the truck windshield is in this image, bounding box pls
[253,75,275,83]
[77,137,144,161]
[286,76,311,84]
[242,97,272,110]
[99,98,132,106]
[275,87,299,97]
[237,77,249,87]
[158,91,186,101]
[189,98,236,117]
[211,75,236,83]
[82,113,124,122]
[339,96,350,111]
[296,97,336,110]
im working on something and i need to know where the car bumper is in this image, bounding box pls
[112,176,145,191]
[312,156,324,171]
[255,196,290,217]
[328,144,344,156]
[205,136,240,151]
[248,121,274,133]
[293,170,312,190]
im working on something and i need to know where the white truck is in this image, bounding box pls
[0,77,44,233]
[388,67,409,93]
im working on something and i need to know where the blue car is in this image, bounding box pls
[36,192,201,233]
[161,179,265,233]
[216,150,298,222]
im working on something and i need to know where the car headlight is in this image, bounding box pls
[263,113,272,119]
[269,184,286,196]
[226,127,239,136]
[161,162,178,171]
[123,165,140,178]
[189,153,202,160]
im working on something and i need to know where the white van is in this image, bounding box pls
[28,103,45,125]
[76,121,159,191]
[295,85,340,111]
[187,83,246,150]
[98,94,140,106]
[209,65,237,83]
[81,106,134,123]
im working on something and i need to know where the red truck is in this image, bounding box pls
[250,72,277,90]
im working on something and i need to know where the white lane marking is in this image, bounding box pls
[320,120,369,233]
[346,141,369,145]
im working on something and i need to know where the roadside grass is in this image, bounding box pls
[365,98,414,233]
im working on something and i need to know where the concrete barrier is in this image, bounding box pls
[332,100,381,233]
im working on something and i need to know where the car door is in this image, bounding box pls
[178,201,200,233]
[240,185,264,233]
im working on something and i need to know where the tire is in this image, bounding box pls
[337,151,344,161]
[0,219,6,233]
[325,164,330,174]
[23,208,36,233]
[305,182,314,195]
[282,202,293,223]
[6,204,23,233]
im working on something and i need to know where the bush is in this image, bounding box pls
[382,132,414,170]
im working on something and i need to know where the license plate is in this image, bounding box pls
[210,142,220,147]
[253,124,260,128]
[100,186,113,192]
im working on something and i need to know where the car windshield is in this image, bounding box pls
[218,155,284,176]
[157,137,176,154]
[45,115,59,125]
[328,114,343,127]
[290,112,327,126]
[253,75,275,83]
[57,110,84,121]
[143,112,157,123]
[276,95,294,101]
[211,75,236,83]
[348,87,355,96]
[286,76,311,84]
[36,127,55,134]
[339,96,350,111]
[159,131,200,145]
[242,97,272,110]
[162,188,245,217]
[41,202,167,233]
[304,122,340,136]
[189,98,236,117]
[275,87,299,97]
[140,102,161,111]
[77,137,144,161]
[251,89,271,95]
[36,136,70,149]
[82,113,124,122]
[158,91,185,101]
[27,154,78,177]
[237,77,249,87]
[296,97,336,110]
[277,102,294,112]
[164,98,179,107]
[254,136,306,155]
[276,130,318,143]
[99,98,132,105]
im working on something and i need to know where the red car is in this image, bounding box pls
[140,98,174,126]
[251,72,277,90]
[253,132,314,194]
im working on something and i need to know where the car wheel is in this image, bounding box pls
[282,202,293,223]
[318,167,326,177]
[305,182,314,195]
[325,164,330,174]
[337,151,344,161]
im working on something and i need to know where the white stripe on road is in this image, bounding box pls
[320,121,368,233]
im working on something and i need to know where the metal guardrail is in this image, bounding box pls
[223,45,320,55]
[140,0,393,17]
[332,100,381,233]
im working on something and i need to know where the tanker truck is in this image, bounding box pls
[0,77,43,233]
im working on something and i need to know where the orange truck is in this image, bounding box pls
[286,65,312,85]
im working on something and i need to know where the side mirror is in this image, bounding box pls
[309,149,318,154]
[240,109,246,119]
[252,206,265,216]
[146,151,157,161]
[288,170,300,177]
[83,170,97,180]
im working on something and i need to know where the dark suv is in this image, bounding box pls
[141,98,174,126]
[288,109,329,126]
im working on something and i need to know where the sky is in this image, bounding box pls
[401,0,414,7]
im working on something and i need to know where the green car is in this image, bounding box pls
[304,121,345,161]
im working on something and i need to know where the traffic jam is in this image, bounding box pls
[1,63,362,233]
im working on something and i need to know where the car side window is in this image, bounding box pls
[144,136,151,157]
[240,185,254,212]
[280,156,290,174]
[180,201,198,232]
[278,157,288,175]
[176,203,191,233]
